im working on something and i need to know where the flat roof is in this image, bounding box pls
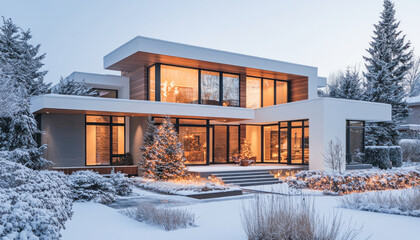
[103,36,318,79]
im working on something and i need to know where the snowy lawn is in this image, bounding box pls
[62,186,420,240]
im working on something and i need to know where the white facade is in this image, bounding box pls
[32,36,392,171]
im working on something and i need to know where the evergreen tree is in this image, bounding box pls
[138,116,158,178]
[153,116,188,180]
[0,17,50,96]
[326,67,363,100]
[0,65,51,169]
[240,138,252,160]
[51,76,97,96]
[363,0,413,145]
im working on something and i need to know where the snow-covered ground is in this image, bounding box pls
[61,185,420,240]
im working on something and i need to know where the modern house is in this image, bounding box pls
[30,36,391,174]
[400,96,420,135]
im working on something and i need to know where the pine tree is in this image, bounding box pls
[51,76,97,96]
[153,116,188,180]
[0,17,50,96]
[0,65,51,169]
[240,138,252,160]
[363,0,413,145]
[327,67,363,100]
[138,116,158,178]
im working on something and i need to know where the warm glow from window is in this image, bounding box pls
[245,125,261,162]
[149,66,155,101]
[263,79,274,107]
[161,65,198,104]
[246,77,261,109]
[276,81,288,104]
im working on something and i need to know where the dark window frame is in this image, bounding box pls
[85,115,126,166]
[93,88,119,98]
[246,75,289,108]
[346,120,365,163]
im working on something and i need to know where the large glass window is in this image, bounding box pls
[179,126,207,164]
[346,121,365,163]
[291,122,303,164]
[245,125,261,162]
[229,126,239,162]
[246,77,261,109]
[201,70,220,105]
[279,127,288,163]
[263,125,279,162]
[86,115,125,166]
[223,73,240,107]
[148,65,155,101]
[263,79,275,107]
[161,65,199,104]
[214,126,228,163]
[276,81,288,104]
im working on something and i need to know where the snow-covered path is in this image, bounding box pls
[61,187,420,240]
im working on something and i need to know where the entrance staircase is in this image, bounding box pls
[212,170,280,186]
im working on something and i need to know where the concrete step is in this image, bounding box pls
[212,171,270,177]
[239,180,281,186]
[220,174,274,181]
[224,177,276,184]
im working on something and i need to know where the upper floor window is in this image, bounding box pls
[201,70,220,105]
[223,73,239,107]
[161,65,199,104]
[246,77,288,108]
[94,88,118,98]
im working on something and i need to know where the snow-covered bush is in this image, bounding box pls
[364,146,392,169]
[0,159,73,239]
[389,146,403,167]
[110,170,133,196]
[241,195,363,240]
[286,169,420,195]
[340,187,420,217]
[399,139,420,162]
[121,203,195,231]
[69,170,116,204]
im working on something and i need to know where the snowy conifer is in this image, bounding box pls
[153,116,188,180]
[0,65,51,169]
[0,18,50,96]
[51,76,97,96]
[363,0,413,145]
[138,116,158,178]
[326,67,363,100]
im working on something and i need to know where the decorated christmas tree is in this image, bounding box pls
[153,116,188,180]
[138,116,158,178]
[240,138,252,160]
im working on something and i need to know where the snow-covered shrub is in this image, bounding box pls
[51,76,97,96]
[241,195,363,240]
[364,146,392,169]
[399,139,420,162]
[0,146,51,170]
[340,187,420,217]
[110,170,133,196]
[121,203,195,231]
[286,169,420,195]
[69,170,116,204]
[0,159,73,239]
[389,146,403,167]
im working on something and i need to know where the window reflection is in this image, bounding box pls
[201,70,220,105]
[179,126,207,164]
[161,65,199,104]
[223,73,240,107]
[246,77,261,109]
[263,125,279,162]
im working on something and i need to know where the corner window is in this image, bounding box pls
[86,115,125,166]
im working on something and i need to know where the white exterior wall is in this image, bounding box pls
[68,72,130,99]
[243,98,391,171]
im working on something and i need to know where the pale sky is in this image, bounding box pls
[1,0,420,85]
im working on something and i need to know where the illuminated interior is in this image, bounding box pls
[246,77,261,109]
[245,125,262,162]
[86,115,125,166]
[263,79,275,107]
[179,126,207,164]
[263,125,279,162]
[148,65,155,101]
[160,65,199,104]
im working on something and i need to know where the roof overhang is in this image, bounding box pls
[103,36,317,80]
[31,94,254,121]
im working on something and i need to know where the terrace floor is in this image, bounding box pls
[187,164,308,174]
